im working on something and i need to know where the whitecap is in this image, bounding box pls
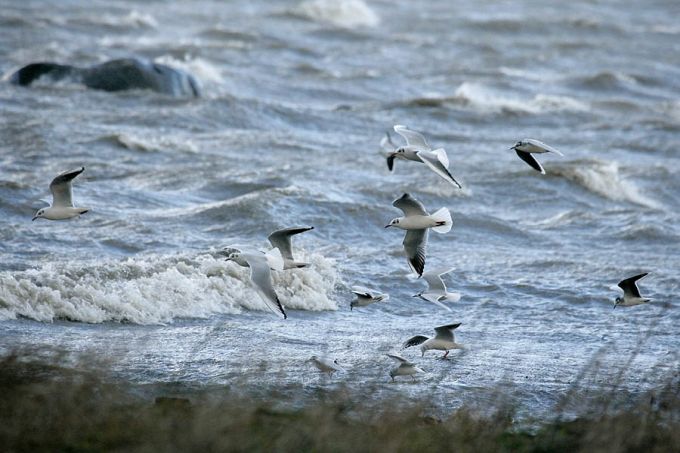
[550,159,661,209]
[0,252,338,324]
[295,0,380,28]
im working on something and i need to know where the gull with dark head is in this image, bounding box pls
[350,286,389,311]
[387,354,425,382]
[384,125,462,189]
[413,267,461,311]
[402,323,463,358]
[33,167,89,221]
[614,273,651,308]
[308,355,345,377]
[267,226,314,269]
[385,193,452,277]
[510,138,563,174]
[224,246,287,319]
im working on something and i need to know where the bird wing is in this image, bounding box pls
[434,323,461,341]
[418,292,452,312]
[387,353,413,365]
[617,273,649,298]
[402,335,429,349]
[418,149,462,188]
[393,125,431,150]
[267,226,314,261]
[392,193,428,216]
[380,131,395,152]
[403,229,428,277]
[351,285,374,298]
[49,167,84,207]
[242,252,287,319]
[526,138,563,156]
[423,267,455,292]
[515,150,545,174]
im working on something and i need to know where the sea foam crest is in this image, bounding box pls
[296,0,380,28]
[0,251,338,324]
[454,82,588,114]
[550,159,660,209]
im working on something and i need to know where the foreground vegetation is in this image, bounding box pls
[0,350,677,452]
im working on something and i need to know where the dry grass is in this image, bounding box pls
[0,349,678,453]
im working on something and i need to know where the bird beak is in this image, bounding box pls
[412,294,419,297]
[384,224,391,228]
[31,216,38,221]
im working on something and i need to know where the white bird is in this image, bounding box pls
[384,125,462,189]
[510,139,563,174]
[224,247,287,319]
[402,323,463,359]
[387,354,425,382]
[350,286,389,311]
[221,245,284,272]
[614,273,651,308]
[308,355,344,377]
[413,267,461,311]
[32,167,90,221]
[385,193,452,277]
[267,226,314,269]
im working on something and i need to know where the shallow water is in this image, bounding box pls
[1,0,678,417]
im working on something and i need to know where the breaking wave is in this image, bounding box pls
[0,251,338,324]
[295,0,380,28]
[550,159,661,209]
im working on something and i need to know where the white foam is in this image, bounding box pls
[551,159,661,209]
[110,132,199,153]
[296,0,380,28]
[154,55,224,84]
[0,251,338,324]
[453,82,588,114]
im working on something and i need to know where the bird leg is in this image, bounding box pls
[442,350,449,359]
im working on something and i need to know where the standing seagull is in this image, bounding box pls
[308,355,344,377]
[413,267,461,312]
[267,226,314,269]
[402,323,463,358]
[350,286,389,311]
[510,139,563,174]
[32,167,89,221]
[385,193,452,277]
[387,354,425,382]
[224,247,287,319]
[385,125,462,189]
[614,273,651,308]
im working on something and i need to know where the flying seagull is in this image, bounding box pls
[32,167,89,221]
[413,267,461,311]
[267,226,314,269]
[350,286,389,311]
[224,247,287,319]
[510,139,563,174]
[614,273,651,308]
[387,354,425,382]
[384,125,462,188]
[402,323,463,358]
[385,193,452,277]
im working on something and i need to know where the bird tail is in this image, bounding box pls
[430,207,452,233]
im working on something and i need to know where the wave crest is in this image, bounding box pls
[295,0,380,28]
[0,252,338,324]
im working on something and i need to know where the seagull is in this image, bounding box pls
[510,139,563,174]
[402,323,463,358]
[614,273,651,308]
[221,245,284,271]
[385,125,462,189]
[385,193,452,277]
[387,354,425,382]
[32,167,89,221]
[413,267,461,311]
[267,226,314,269]
[308,355,344,377]
[350,286,389,311]
[224,247,287,319]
